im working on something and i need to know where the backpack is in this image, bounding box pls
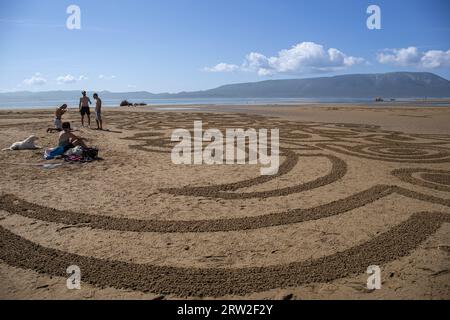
[82,147,99,159]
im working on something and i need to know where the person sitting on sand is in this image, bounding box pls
[79,91,92,127]
[93,93,103,130]
[47,104,68,133]
[59,122,87,151]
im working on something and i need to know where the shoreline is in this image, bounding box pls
[1,103,450,134]
[0,97,449,111]
[1,100,450,110]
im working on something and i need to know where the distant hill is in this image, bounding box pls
[174,72,450,98]
[0,90,160,102]
[1,72,450,103]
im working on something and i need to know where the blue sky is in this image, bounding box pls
[0,0,449,93]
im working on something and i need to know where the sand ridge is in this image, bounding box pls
[1,212,449,297]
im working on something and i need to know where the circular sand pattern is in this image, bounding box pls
[393,168,450,192]
[411,133,450,142]
[1,110,450,297]
[422,173,450,186]
[365,135,450,146]
[365,146,432,158]
[318,143,450,163]
[377,134,417,142]
[382,148,429,156]
[160,153,347,199]
[332,123,381,130]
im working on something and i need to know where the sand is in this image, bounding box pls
[0,104,449,300]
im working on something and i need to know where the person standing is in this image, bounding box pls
[79,91,92,127]
[93,93,103,130]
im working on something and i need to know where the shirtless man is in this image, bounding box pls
[47,104,68,133]
[79,91,92,127]
[93,93,103,130]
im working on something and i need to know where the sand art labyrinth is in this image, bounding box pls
[1,110,450,298]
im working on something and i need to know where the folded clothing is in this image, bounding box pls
[65,145,84,157]
[64,147,99,163]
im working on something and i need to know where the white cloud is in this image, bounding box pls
[203,63,240,73]
[204,42,364,76]
[421,50,450,68]
[57,74,76,84]
[377,47,421,66]
[23,73,47,86]
[56,74,88,84]
[99,74,116,80]
[377,47,450,68]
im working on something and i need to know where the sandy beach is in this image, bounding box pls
[0,104,449,300]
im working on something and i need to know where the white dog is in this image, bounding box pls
[2,135,41,151]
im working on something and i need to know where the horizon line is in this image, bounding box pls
[1,71,447,95]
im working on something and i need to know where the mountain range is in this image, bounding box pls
[1,72,450,102]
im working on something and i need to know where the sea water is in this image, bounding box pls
[0,97,448,109]
[0,97,377,109]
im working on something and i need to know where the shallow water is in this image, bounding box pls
[0,97,448,110]
[0,97,377,109]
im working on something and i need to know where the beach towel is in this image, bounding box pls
[64,155,85,162]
